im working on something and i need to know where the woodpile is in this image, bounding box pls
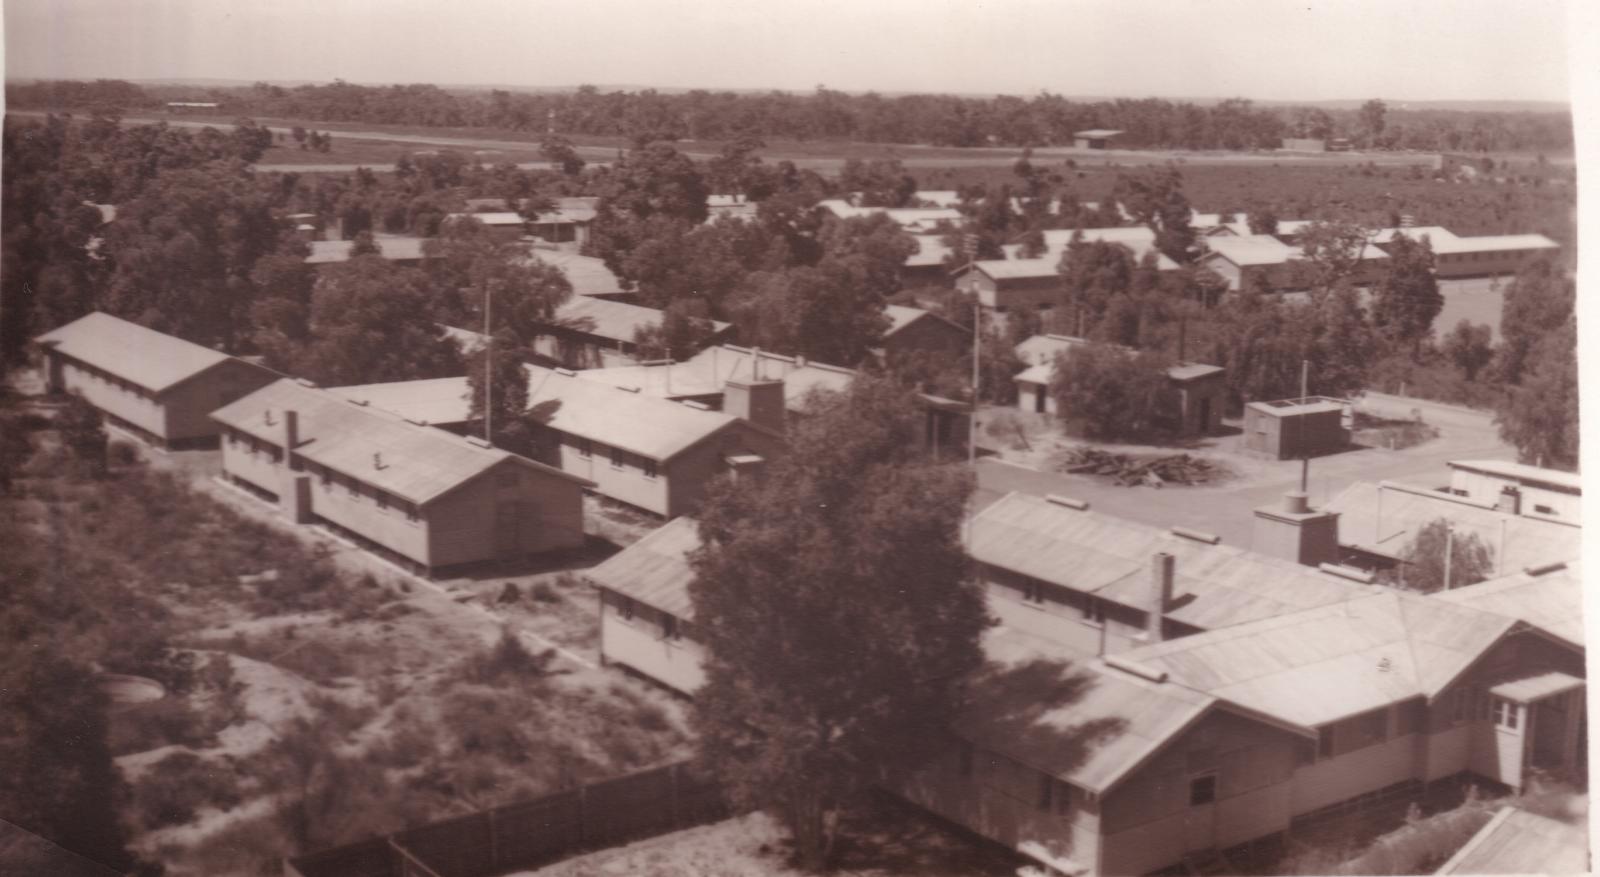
[1059,448,1224,487]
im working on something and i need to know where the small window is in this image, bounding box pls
[619,595,635,621]
[1189,775,1217,806]
[643,458,658,479]
[320,469,332,488]
[405,504,419,523]
[662,615,679,641]
[1495,698,1520,730]
[1024,580,1045,605]
[376,492,388,511]
[1534,504,1555,515]
[1294,737,1317,766]
[610,446,625,468]
[576,438,592,458]
[1083,597,1105,623]
[347,479,359,499]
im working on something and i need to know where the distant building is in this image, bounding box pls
[815,198,963,232]
[35,312,280,449]
[902,234,956,285]
[578,344,971,458]
[587,516,707,694]
[1445,459,1580,525]
[955,227,1180,312]
[212,378,590,576]
[165,101,220,113]
[706,194,758,222]
[527,197,598,247]
[1013,334,1226,435]
[529,297,733,370]
[304,236,430,268]
[1323,478,1582,576]
[1369,227,1560,279]
[524,250,631,301]
[879,304,970,361]
[1280,137,1328,152]
[1201,234,1389,293]
[444,211,526,243]
[332,368,786,518]
[1073,128,1124,150]
[1241,396,1350,459]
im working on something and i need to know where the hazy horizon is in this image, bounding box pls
[3,0,1577,106]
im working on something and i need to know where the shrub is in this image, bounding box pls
[462,628,554,684]
[530,582,562,604]
[133,752,244,830]
[108,440,141,467]
[499,581,523,603]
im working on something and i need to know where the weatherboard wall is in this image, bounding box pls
[425,460,586,568]
[598,591,706,694]
[48,352,170,440]
[158,359,280,443]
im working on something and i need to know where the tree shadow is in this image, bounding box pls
[955,657,1130,775]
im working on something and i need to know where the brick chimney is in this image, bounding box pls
[725,378,786,434]
[277,408,313,524]
[1252,491,1340,567]
[1149,553,1174,642]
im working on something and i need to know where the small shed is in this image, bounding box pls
[1242,396,1349,459]
[1073,129,1124,150]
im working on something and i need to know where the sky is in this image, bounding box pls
[1,0,1577,104]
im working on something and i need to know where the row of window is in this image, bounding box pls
[66,358,155,400]
[1014,575,1107,624]
[303,460,421,522]
[609,591,685,641]
[226,429,284,463]
[566,433,659,479]
[1440,249,1538,264]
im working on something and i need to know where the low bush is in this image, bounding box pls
[109,696,219,755]
[133,751,244,830]
[530,582,562,604]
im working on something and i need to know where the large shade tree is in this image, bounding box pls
[689,376,990,871]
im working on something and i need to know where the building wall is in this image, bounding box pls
[220,430,286,496]
[160,360,278,443]
[1101,709,1299,875]
[49,352,169,440]
[426,460,586,568]
[896,740,1103,874]
[983,565,1155,657]
[664,422,786,518]
[1017,380,1055,416]
[598,590,706,694]
[1432,247,1553,279]
[549,433,673,516]
[305,464,434,565]
[1290,732,1420,815]
[532,332,639,370]
[1170,375,1227,435]
[1203,256,1245,292]
[1449,468,1582,525]
[885,317,969,360]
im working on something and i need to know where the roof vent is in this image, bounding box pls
[1317,563,1376,583]
[466,437,493,449]
[1170,526,1220,545]
[1524,561,1567,577]
[1103,654,1168,684]
[294,378,317,388]
[618,385,640,393]
[347,398,369,406]
[554,367,577,377]
[1046,494,1090,511]
[404,417,428,426]
[681,400,710,410]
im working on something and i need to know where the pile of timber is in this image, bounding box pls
[1059,448,1223,487]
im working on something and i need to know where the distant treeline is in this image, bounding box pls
[6,79,1574,154]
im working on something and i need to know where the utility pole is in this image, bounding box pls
[1300,359,1309,401]
[484,284,493,444]
[966,233,980,469]
[1442,525,1454,591]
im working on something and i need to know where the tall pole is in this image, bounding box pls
[484,285,493,444]
[1300,359,1309,401]
[1443,526,1454,591]
[968,233,979,468]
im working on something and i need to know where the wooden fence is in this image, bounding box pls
[284,761,727,877]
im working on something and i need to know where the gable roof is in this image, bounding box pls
[577,344,857,413]
[522,250,626,297]
[35,311,242,395]
[211,379,586,504]
[586,516,700,618]
[331,376,475,426]
[1433,562,1585,648]
[1322,480,1582,571]
[1202,234,1299,267]
[1114,590,1518,728]
[970,492,1376,633]
[523,365,753,461]
[958,625,1215,795]
[883,304,965,338]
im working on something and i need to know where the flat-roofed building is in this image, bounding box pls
[1073,129,1124,149]
[1445,459,1580,525]
[212,379,590,575]
[35,312,280,448]
[1242,396,1350,459]
[587,516,707,694]
[1323,479,1582,577]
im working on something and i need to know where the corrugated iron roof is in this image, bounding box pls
[1433,563,1585,647]
[522,251,626,297]
[585,516,700,618]
[970,493,1376,633]
[956,625,1215,794]
[1117,591,1516,728]
[523,365,747,461]
[1322,480,1582,571]
[1202,234,1299,267]
[1436,807,1590,875]
[449,211,524,226]
[1448,459,1582,492]
[577,345,856,413]
[305,237,429,264]
[35,311,237,394]
[883,304,964,338]
[331,377,474,426]
[211,379,585,504]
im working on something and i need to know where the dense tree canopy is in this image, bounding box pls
[690,376,988,871]
[1392,518,1494,593]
